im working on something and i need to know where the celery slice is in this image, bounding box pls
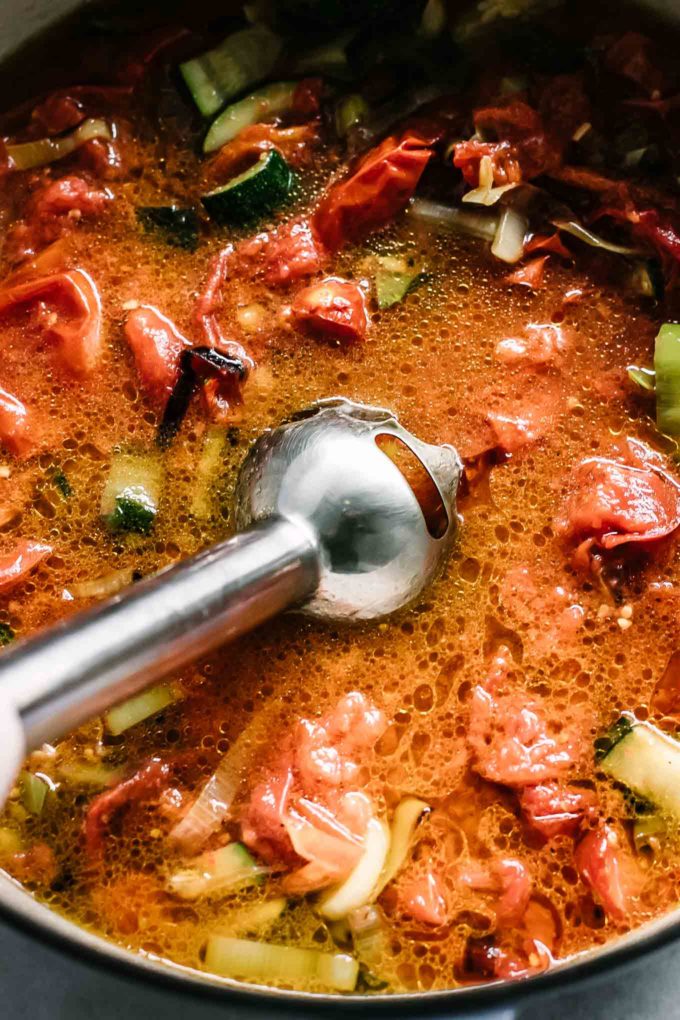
[204,936,359,991]
[105,682,181,736]
[655,323,680,435]
[19,771,54,816]
[169,842,268,900]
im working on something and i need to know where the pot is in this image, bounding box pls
[0,1,678,1016]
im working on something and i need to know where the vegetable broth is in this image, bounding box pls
[1,0,680,996]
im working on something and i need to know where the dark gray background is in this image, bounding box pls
[1,914,678,1019]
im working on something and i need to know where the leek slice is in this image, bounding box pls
[19,771,54,816]
[190,427,225,520]
[317,816,389,920]
[104,682,181,736]
[224,897,288,935]
[627,366,656,392]
[655,323,680,435]
[375,796,429,895]
[552,218,643,256]
[169,842,267,900]
[204,936,359,991]
[7,118,112,171]
[409,198,498,241]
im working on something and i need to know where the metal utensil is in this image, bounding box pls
[0,397,461,800]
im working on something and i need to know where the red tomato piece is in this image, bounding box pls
[0,269,102,374]
[84,756,176,858]
[400,871,448,926]
[6,842,57,886]
[494,324,570,368]
[240,768,298,865]
[124,305,188,402]
[0,539,51,594]
[7,176,111,262]
[0,386,34,458]
[575,824,644,920]
[209,123,318,181]
[241,220,326,287]
[504,256,549,291]
[313,134,431,251]
[468,649,580,786]
[519,782,596,839]
[290,277,369,343]
[452,139,520,187]
[457,857,532,925]
[525,232,571,259]
[558,457,680,550]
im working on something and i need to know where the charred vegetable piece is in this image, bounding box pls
[180,24,283,118]
[204,81,298,154]
[157,348,247,448]
[0,623,14,646]
[101,451,163,534]
[136,206,199,251]
[599,718,680,821]
[203,936,359,991]
[201,149,294,227]
[655,323,680,435]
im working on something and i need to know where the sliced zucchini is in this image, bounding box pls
[203,935,359,991]
[204,81,298,154]
[202,149,293,227]
[599,718,680,821]
[168,842,268,900]
[180,24,283,118]
[136,206,199,252]
[374,257,427,310]
[101,451,162,535]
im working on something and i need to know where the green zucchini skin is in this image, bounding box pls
[136,206,200,251]
[201,149,293,227]
[654,323,680,436]
[180,24,283,118]
[203,82,298,155]
[599,718,680,822]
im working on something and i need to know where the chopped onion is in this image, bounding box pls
[552,218,643,256]
[7,118,113,171]
[104,682,181,736]
[375,797,430,895]
[204,936,359,991]
[491,205,529,264]
[347,903,387,967]
[67,567,134,600]
[409,198,498,241]
[463,182,518,207]
[317,816,390,920]
[169,714,267,852]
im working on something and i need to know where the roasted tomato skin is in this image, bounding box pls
[124,305,187,402]
[290,277,369,343]
[575,824,644,920]
[313,133,431,251]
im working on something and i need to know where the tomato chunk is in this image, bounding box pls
[558,457,680,551]
[290,277,369,343]
[0,539,51,594]
[575,824,644,920]
[8,176,112,262]
[457,857,532,925]
[0,269,102,374]
[468,648,580,786]
[519,782,596,839]
[313,134,431,251]
[241,219,326,287]
[400,871,448,926]
[124,305,187,402]
[0,386,34,458]
[84,756,177,858]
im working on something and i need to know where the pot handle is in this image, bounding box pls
[0,516,320,802]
